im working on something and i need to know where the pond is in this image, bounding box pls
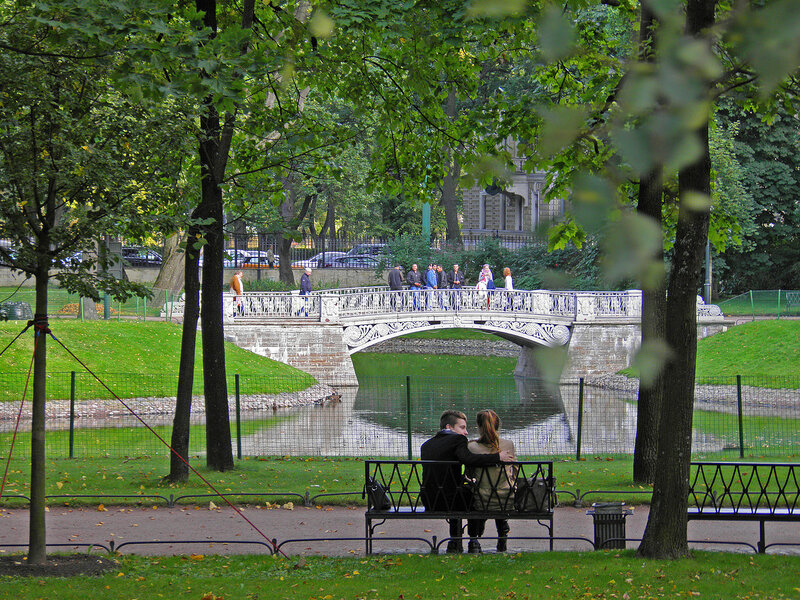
[239,352,726,457]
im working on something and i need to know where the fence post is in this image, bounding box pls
[117,299,122,321]
[778,289,782,319]
[143,296,147,320]
[576,377,584,461]
[736,375,744,458]
[406,375,412,460]
[749,290,755,322]
[69,371,76,459]
[235,374,242,460]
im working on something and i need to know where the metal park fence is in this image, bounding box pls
[717,290,800,319]
[1,373,799,461]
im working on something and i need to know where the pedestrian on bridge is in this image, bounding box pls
[407,264,422,310]
[436,265,448,309]
[425,264,438,309]
[449,264,463,309]
[297,267,312,316]
[388,264,404,310]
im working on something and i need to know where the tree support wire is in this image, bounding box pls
[0,320,289,558]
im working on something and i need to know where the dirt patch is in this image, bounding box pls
[0,554,118,578]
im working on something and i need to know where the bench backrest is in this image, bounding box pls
[364,460,555,514]
[689,462,800,513]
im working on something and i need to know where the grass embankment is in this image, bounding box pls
[0,320,315,400]
[4,552,799,599]
[695,320,800,382]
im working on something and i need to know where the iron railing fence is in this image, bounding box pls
[1,374,798,460]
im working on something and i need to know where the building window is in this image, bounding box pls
[500,195,506,230]
[516,195,524,231]
[479,194,486,229]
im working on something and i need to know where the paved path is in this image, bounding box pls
[2,504,798,556]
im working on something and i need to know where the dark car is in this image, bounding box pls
[330,255,381,269]
[123,247,163,267]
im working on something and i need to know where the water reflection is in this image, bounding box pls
[239,376,727,456]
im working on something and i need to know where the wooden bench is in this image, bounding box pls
[364,459,556,554]
[688,461,800,553]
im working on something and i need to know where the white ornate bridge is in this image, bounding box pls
[215,287,725,385]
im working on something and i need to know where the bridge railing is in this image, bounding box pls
[223,289,722,322]
[231,291,320,319]
[328,288,578,319]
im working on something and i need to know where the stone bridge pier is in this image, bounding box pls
[217,288,727,385]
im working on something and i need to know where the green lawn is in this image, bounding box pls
[0,320,315,400]
[695,320,800,381]
[2,552,798,599]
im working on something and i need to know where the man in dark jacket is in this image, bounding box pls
[388,264,404,310]
[449,263,464,309]
[421,410,513,553]
[406,263,423,310]
[297,267,312,316]
[436,265,448,309]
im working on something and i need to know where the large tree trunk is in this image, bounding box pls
[165,225,201,482]
[28,262,49,564]
[632,2,664,485]
[151,232,186,309]
[638,1,715,559]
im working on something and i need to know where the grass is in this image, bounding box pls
[0,320,315,400]
[694,320,800,382]
[2,551,799,599]
[3,452,795,508]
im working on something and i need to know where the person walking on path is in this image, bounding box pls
[420,410,514,554]
[466,409,517,553]
[267,247,275,269]
[297,267,312,316]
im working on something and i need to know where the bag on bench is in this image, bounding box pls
[514,476,554,512]
[366,476,392,511]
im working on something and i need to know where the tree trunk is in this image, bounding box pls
[632,1,664,486]
[278,234,295,286]
[441,87,462,247]
[151,232,186,309]
[637,0,716,559]
[165,225,201,482]
[200,167,233,471]
[28,263,49,564]
[633,166,665,484]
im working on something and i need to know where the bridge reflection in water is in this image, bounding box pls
[238,376,725,457]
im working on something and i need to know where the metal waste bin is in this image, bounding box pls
[587,502,633,550]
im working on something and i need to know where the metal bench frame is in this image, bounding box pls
[364,460,556,554]
[688,461,800,553]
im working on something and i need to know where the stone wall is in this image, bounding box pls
[223,322,358,386]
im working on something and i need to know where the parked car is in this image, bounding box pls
[242,250,279,268]
[198,249,251,268]
[346,243,387,257]
[122,246,162,267]
[292,251,347,269]
[330,255,381,269]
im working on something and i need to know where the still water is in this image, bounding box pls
[240,353,725,457]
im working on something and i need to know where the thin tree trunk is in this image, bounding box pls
[28,263,49,564]
[441,87,462,247]
[166,225,201,482]
[632,1,664,485]
[633,166,665,484]
[638,2,715,558]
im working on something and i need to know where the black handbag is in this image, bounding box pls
[514,476,555,512]
[366,476,392,511]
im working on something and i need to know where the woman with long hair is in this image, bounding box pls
[466,409,516,553]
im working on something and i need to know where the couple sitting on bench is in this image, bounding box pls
[420,409,516,554]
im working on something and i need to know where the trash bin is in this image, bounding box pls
[587,502,633,550]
